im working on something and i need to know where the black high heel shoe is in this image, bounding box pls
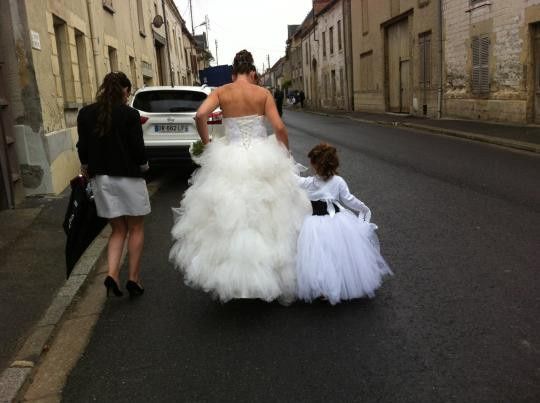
[104,276,123,297]
[126,280,144,298]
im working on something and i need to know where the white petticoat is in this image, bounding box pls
[296,210,393,305]
[169,134,311,303]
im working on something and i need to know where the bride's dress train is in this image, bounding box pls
[169,115,311,302]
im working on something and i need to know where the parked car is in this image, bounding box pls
[130,86,223,162]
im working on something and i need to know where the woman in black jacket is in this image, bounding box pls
[77,72,149,298]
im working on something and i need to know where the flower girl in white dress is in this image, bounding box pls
[296,143,392,304]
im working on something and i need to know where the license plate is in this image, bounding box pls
[154,124,189,133]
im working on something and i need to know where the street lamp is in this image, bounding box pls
[194,21,207,30]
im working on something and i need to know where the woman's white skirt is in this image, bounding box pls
[296,210,392,305]
[91,175,151,219]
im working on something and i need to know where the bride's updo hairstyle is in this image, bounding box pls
[233,49,256,75]
[308,143,339,180]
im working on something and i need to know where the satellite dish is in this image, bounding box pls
[152,15,164,28]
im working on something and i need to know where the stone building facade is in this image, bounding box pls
[350,0,443,117]
[0,0,196,199]
[444,0,540,123]
[315,0,348,110]
[286,24,304,93]
[290,0,351,110]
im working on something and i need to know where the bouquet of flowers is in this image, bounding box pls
[189,140,205,163]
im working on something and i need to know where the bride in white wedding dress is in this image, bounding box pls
[169,50,311,303]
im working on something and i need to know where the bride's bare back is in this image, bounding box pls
[217,80,269,118]
[195,75,288,148]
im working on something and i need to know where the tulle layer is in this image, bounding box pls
[170,136,311,302]
[296,210,392,305]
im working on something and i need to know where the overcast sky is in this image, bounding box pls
[174,0,312,72]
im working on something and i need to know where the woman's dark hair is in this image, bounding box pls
[232,49,256,75]
[308,143,339,180]
[95,71,131,136]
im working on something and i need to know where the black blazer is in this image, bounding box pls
[76,103,148,178]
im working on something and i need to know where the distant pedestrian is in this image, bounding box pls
[295,143,392,304]
[299,90,305,108]
[274,87,284,117]
[77,71,150,298]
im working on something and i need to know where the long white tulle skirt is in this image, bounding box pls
[296,210,392,305]
[169,136,311,303]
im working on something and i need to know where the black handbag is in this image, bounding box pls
[63,175,107,278]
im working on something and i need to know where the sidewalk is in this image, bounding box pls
[292,106,540,153]
[0,194,70,373]
[0,187,113,401]
[0,176,165,401]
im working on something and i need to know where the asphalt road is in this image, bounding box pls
[62,110,540,402]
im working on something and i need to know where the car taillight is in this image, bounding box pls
[208,111,222,125]
[140,116,149,124]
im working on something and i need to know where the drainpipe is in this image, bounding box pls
[437,0,443,119]
[344,0,354,111]
[86,0,100,88]
[312,8,319,109]
[162,0,174,86]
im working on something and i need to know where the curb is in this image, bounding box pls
[299,109,540,154]
[0,178,164,403]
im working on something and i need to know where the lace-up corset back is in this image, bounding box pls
[223,115,267,148]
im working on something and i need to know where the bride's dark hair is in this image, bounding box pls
[233,49,256,75]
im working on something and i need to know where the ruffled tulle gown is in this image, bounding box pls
[296,175,393,304]
[169,115,311,303]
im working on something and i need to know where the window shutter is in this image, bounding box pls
[479,35,490,93]
[472,35,489,94]
[419,35,425,85]
[425,35,431,86]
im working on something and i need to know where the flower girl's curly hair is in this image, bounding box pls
[308,143,339,180]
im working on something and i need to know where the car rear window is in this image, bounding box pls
[133,90,207,113]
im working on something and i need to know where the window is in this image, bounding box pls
[305,43,308,64]
[360,51,374,91]
[132,90,207,113]
[329,26,334,54]
[129,56,137,89]
[338,20,342,50]
[75,30,92,103]
[322,31,327,57]
[53,16,75,103]
[137,0,146,36]
[324,73,328,98]
[362,0,369,35]
[472,34,490,94]
[173,29,179,58]
[331,70,336,98]
[339,68,344,96]
[419,31,432,87]
[108,46,118,72]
